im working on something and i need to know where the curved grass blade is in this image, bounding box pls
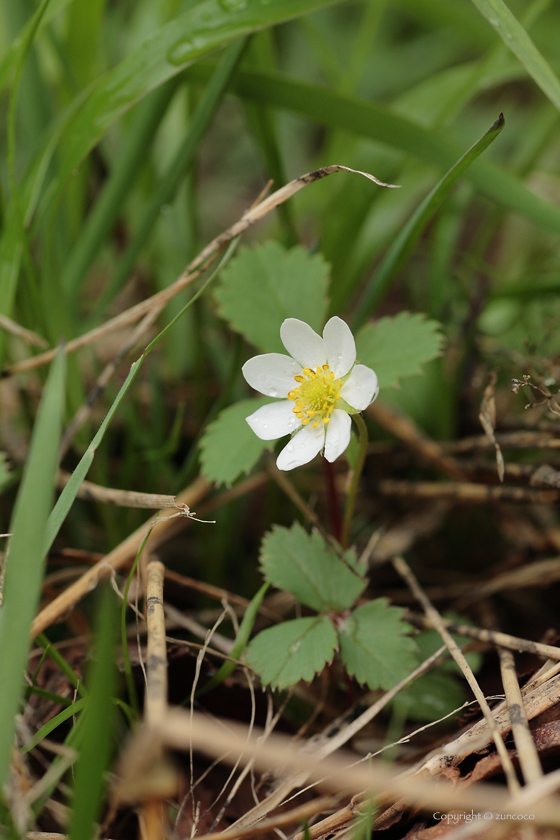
[22,698,87,754]
[187,63,560,237]
[0,349,66,788]
[353,113,505,324]
[196,582,270,697]
[470,0,560,113]
[52,0,344,194]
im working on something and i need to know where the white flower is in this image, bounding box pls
[242,317,379,470]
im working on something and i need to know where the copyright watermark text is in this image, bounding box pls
[433,812,535,824]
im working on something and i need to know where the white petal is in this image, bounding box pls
[324,410,352,463]
[276,424,325,471]
[280,319,326,370]
[340,364,379,410]
[242,353,302,398]
[246,401,300,440]
[323,316,356,377]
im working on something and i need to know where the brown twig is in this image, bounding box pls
[57,471,187,510]
[405,612,560,661]
[392,556,519,794]
[497,647,543,785]
[378,479,560,503]
[367,401,465,479]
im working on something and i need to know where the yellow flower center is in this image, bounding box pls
[287,365,342,429]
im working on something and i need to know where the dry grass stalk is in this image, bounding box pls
[193,796,338,840]
[479,372,505,482]
[379,479,560,503]
[367,401,465,479]
[407,613,560,662]
[392,556,519,794]
[497,647,543,785]
[0,313,49,348]
[57,471,188,510]
[151,709,560,826]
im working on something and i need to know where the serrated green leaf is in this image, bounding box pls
[246,615,337,688]
[260,522,366,612]
[214,242,329,353]
[199,397,272,485]
[338,599,417,690]
[355,312,444,389]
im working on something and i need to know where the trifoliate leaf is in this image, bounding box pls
[199,397,271,485]
[246,615,338,689]
[338,599,417,689]
[260,522,366,612]
[355,312,444,388]
[214,242,329,353]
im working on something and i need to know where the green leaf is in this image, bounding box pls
[355,312,444,389]
[246,615,338,688]
[390,624,482,722]
[259,522,366,612]
[353,114,505,320]
[470,0,560,113]
[0,349,66,788]
[338,599,417,690]
[214,242,330,353]
[391,671,466,723]
[199,397,272,485]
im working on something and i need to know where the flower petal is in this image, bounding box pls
[246,401,300,440]
[340,364,379,410]
[242,353,302,398]
[280,319,326,370]
[276,424,325,471]
[323,316,356,377]
[324,410,352,463]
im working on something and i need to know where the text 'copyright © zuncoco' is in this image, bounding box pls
[433,812,535,824]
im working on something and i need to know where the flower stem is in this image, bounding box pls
[341,413,369,549]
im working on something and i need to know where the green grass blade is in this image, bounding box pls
[68,586,118,840]
[0,0,52,366]
[62,78,181,297]
[0,349,66,788]
[44,356,143,556]
[51,0,343,195]
[470,0,560,113]
[187,63,560,237]
[22,698,87,754]
[196,582,270,697]
[353,113,505,323]
[0,0,72,92]
[95,37,248,316]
